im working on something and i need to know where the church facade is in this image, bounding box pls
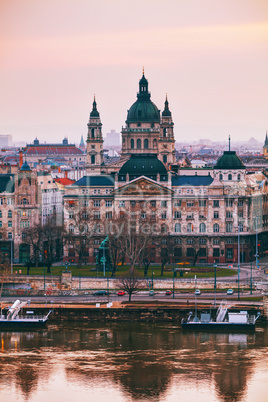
[63,72,268,265]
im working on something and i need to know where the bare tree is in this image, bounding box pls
[24,218,64,273]
[117,275,145,302]
[157,235,175,276]
[107,209,156,275]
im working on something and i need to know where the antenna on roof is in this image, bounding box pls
[228,135,231,152]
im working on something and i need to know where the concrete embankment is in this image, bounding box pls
[3,301,265,323]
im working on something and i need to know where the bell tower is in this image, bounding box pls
[158,95,175,164]
[86,96,104,171]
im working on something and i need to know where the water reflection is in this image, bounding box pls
[0,324,268,401]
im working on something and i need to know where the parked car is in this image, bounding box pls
[149,290,154,296]
[195,289,201,295]
[165,290,172,295]
[227,289,234,295]
[117,290,125,296]
[93,290,108,296]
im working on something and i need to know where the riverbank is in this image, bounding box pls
[1,300,266,324]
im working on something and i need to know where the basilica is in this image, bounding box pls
[62,72,268,265]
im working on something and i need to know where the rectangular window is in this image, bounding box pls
[94,211,100,220]
[8,232,12,239]
[227,238,233,244]
[213,200,219,207]
[151,200,156,207]
[186,248,194,257]
[199,214,206,219]
[141,212,146,219]
[0,210,2,218]
[174,211,181,219]
[226,199,233,207]
[83,200,89,207]
[94,239,100,245]
[199,238,207,245]
[227,248,233,259]
[161,201,167,208]
[105,200,112,207]
[69,212,74,219]
[213,239,219,245]
[8,221,12,227]
[199,248,207,257]
[130,201,136,207]
[106,211,112,219]
[213,248,220,257]
[119,201,125,208]
[22,233,27,240]
[238,199,244,207]
[0,221,2,227]
[174,200,181,207]
[214,212,219,219]
[186,238,193,245]
[161,212,167,219]
[187,201,194,207]
[226,223,233,232]
[238,210,243,218]
[187,213,194,219]
[94,200,100,207]
[199,200,206,207]
[226,211,233,218]
[0,199,2,205]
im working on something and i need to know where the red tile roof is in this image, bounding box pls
[54,178,75,186]
[25,145,84,156]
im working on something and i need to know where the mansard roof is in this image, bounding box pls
[72,175,115,187]
[172,175,214,186]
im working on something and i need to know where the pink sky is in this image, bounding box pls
[0,0,267,145]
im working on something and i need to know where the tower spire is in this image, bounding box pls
[228,135,231,152]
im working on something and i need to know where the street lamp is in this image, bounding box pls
[253,217,259,269]
[238,223,240,301]
[213,261,217,307]
[151,268,154,290]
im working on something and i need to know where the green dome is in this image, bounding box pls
[214,151,245,170]
[126,73,160,123]
[119,154,167,181]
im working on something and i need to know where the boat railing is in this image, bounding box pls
[13,315,46,320]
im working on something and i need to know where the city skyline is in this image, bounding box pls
[0,0,267,144]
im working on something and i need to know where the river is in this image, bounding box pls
[1,322,268,401]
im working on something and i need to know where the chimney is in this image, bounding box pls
[64,170,68,179]
[58,166,61,173]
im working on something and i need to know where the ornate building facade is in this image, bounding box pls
[63,71,268,266]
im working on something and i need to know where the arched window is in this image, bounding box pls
[175,223,181,233]
[144,138,148,149]
[163,155,167,164]
[137,138,141,149]
[153,139,157,149]
[163,128,167,137]
[237,174,241,181]
[131,139,134,149]
[91,128,95,138]
[213,223,219,233]
[8,210,12,218]
[161,224,168,233]
[228,174,232,181]
[219,173,223,181]
[199,223,206,233]
[238,223,243,232]
[187,223,193,233]
[21,198,29,205]
[69,224,74,233]
[91,155,95,164]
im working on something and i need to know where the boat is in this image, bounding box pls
[181,300,261,331]
[0,300,52,329]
